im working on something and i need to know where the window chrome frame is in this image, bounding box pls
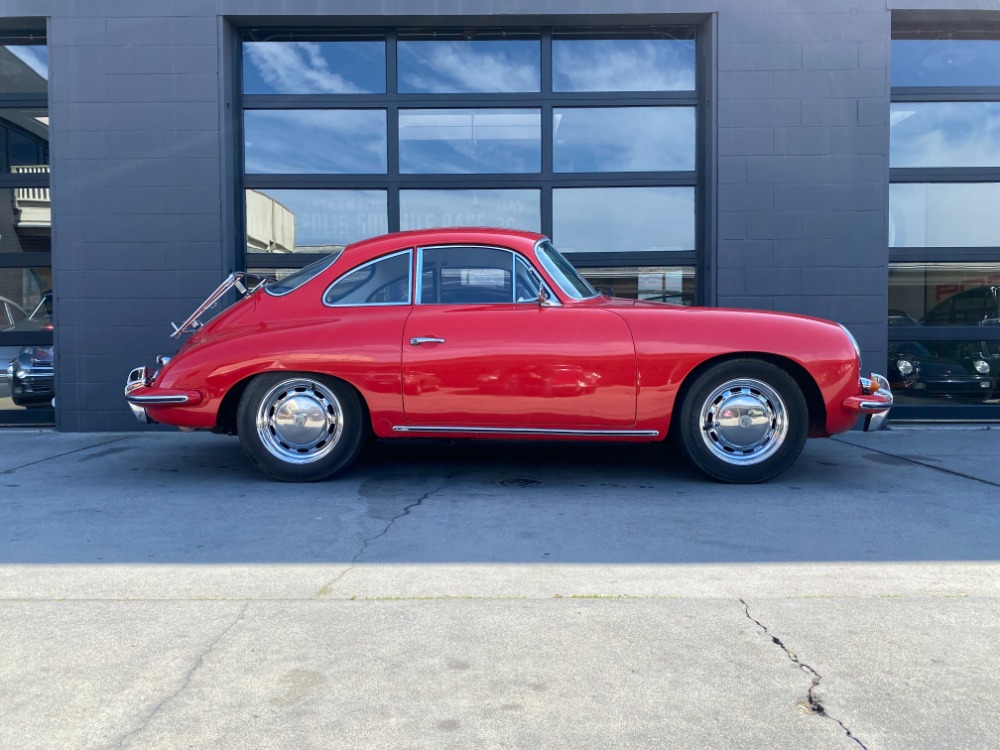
[321,248,413,307]
[533,238,600,301]
[414,243,558,306]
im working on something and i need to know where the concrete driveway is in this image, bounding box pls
[1,426,999,749]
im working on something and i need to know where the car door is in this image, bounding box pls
[401,244,637,429]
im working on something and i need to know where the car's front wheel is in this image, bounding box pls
[675,359,808,483]
[237,373,367,482]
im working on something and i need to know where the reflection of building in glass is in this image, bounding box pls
[245,188,296,253]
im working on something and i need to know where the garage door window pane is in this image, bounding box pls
[246,189,388,253]
[553,37,695,92]
[400,189,540,232]
[554,107,694,172]
[243,40,386,94]
[398,39,540,93]
[889,339,1000,405]
[400,109,541,174]
[889,263,1000,326]
[891,103,1000,168]
[244,110,387,174]
[578,266,695,305]
[890,183,1000,248]
[553,187,695,253]
[892,40,1000,87]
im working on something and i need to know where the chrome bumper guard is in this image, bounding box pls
[125,365,191,423]
[859,373,892,431]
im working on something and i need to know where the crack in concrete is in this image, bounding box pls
[3,436,132,475]
[108,601,249,750]
[832,436,1000,489]
[739,598,869,750]
[317,476,452,597]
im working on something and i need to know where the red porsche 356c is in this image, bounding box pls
[125,228,891,483]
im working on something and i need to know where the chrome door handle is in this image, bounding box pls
[410,336,446,346]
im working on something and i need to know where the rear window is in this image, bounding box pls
[264,253,340,297]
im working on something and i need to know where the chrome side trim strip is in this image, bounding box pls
[125,394,190,405]
[392,426,659,437]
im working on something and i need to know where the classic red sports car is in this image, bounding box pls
[125,228,891,483]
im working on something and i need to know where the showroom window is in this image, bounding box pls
[239,26,701,301]
[0,33,52,425]
[890,20,1000,418]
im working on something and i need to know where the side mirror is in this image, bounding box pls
[538,286,559,307]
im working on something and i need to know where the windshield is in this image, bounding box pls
[534,240,599,300]
[264,253,341,297]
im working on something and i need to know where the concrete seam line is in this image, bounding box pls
[315,473,455,597]
[110,601,250,750]
[1,435,132,475]
[831,436,1000,489]
[738,598,869,750]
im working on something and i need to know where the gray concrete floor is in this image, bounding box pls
[1,426,999,749]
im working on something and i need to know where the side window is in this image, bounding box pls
[419,246,515,304]
[323,250,412,306]
[514,257,542,302]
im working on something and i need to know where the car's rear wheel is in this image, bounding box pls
[675,359,808,483]
[237,373,367,482]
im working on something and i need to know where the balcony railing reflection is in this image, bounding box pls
[11,165,50,228]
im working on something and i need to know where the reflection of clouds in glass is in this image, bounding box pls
[244,110,387,174]
[890,183,1000,247]
[244,42,384,94]
[5,46,47,80]
[398,41,540,93]
[553,40,695,92]
[892,40,1000,87]
[400,190,540,231]
[891,103,1000,167]
[554,188,694,253]
[399,109,541,174]
[255,189,388,247]
[554,107,695,172]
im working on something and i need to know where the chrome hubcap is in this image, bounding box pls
[699,378,788,466]
[256,378,343,464]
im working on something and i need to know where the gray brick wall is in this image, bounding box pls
[715,1,890,375]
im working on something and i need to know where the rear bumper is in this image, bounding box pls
[842,373,893,431]
[124,365,200,423]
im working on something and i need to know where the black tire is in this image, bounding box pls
[236,372,368,482]
[675,359,808,483]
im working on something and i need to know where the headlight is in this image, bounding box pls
[974,359,990,374]
[16,369,26,379]
[897,359,914,376]
[5,363,12,376]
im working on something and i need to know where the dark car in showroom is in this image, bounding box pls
[6,344,53,407]
[3,292,54,408]
[888,340,998,403]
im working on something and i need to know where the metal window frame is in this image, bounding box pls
[236,23,706,299]
[0,33,52,423]
[889,32,1000,419]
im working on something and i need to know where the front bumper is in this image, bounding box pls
[842,373,893,431]
[124,365,198,423]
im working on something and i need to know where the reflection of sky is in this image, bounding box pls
[553,39,695,92]
[255,189,387,246]
[5,46,47,80]
[400,190,540,231]
[892,40,1000,87]
[891,103,1000,168]
[243,42,385,94]
[398,40,540,93]
[244,110,387,174]
[890,183,1000,247]
[554,187,694,252]
[399,109,540,174]
[554,107,695,172]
